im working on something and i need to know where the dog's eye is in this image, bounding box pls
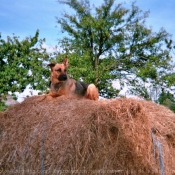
[64,69,67,72]
[57,68,61,72]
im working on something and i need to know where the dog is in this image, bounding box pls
[47,57,99,100]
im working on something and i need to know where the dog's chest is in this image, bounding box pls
[51,81,75,97]
[52,83,62,91]
[51,83,66,95]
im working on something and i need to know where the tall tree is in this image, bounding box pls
[56,0,175,98]
[0,30,50,97]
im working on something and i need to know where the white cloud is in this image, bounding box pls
[15,85,40,103]
[112,80,128,96]
[42,43,63,53]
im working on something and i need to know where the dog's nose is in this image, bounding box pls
[58,74,67,81]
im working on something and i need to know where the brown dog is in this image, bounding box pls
[47,57,99,100]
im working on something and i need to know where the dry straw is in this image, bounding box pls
[0,96,175,175]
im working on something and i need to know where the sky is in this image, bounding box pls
[1,0,175,49]
[1,0,175,101]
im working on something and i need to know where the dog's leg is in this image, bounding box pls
[86,84,99,100]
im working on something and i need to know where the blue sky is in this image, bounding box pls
[0,0,175,48]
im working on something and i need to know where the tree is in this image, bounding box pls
[0,30,50,98]
[56,0,175,98]
[158,90,175,112]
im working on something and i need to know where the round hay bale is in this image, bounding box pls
[0,96,175,174]
[0,111,4,117]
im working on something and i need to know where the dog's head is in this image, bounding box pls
[48,57,68,84]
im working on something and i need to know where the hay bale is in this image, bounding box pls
[0,96,175,174]
[0,111,4,117]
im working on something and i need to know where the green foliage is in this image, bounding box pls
[56,0,175,98]
[158,91,175,112]
[0,30,50,99]
[0,101,8,111]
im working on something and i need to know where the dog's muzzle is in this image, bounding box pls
[58,74,67,81]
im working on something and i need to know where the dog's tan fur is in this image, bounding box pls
[48,57,99,100]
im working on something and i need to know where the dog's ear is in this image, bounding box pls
[47,63,56,71]
[63,57,68,68]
